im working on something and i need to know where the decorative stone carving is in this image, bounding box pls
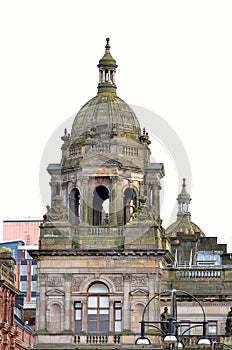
[64,274,73,282]
[108,276,123,291]
[47,277,64,287]
[72,277,86,291]
[123,273,132,282]
[39,274,48,282]
[131,274,147,287]
[129,288,149,296]
[43,195,68,222]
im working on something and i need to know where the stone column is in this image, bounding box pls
[37,273,47,330]
[81,177,89,224]
[153,177,161,220]
[123,273,131,330]
[64,274,72,331]
[110,178,117,225]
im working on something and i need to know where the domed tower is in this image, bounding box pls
[166,179,205,266]
[31,39,172,350]
[41,38,165,249]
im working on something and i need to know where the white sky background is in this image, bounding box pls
[0,1,232,250]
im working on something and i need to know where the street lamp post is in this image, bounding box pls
[135,289,211,348]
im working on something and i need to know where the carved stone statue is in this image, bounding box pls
[43,195,68,222]
[160,307,170,335]
[225,307,232,335]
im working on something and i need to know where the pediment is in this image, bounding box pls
[129,288,149,296]
[46,289,65,296]
[80,154,121,168]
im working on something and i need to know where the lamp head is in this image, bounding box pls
[163,334,178,344]
[135,336,151,345]
[197,337,211,346]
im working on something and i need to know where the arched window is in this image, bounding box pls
[69,188,80,225]
[123,188,137,224]
[87,282,109,333]
[93,186,109,226]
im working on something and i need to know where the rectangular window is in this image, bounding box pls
[208,321,217,335]
[20,281,27,292]
[20,262,28,275]
[74,301,82,333]
[181,324,190,336]
[31,263,37,275]
[31,280,36,291]
[114,301,122,332]
[31,291,36,298]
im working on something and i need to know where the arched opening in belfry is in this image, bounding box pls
[123,188,137,224]
[93,185,109,226]
[69,188,80,225]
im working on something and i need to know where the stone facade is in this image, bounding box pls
[30,39,232,349]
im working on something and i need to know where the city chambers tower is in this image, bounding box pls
[31,39,172,349]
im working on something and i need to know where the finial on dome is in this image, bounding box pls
[182,178,186,188]
[97,38,117,94]
[105,37,110,50]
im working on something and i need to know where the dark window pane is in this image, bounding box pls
[88,314,98,321]
[75,320,82,333]
[88,321,97,333]
[20,260,27,265]
[100,321,109,332]
[100,314,109,321]
[20,276,27,281]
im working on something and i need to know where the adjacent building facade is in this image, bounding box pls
[0,247,34,349]
[30,39,232,349]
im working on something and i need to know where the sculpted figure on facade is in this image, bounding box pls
[225,307,232,335]
[43,196,68,223]
[160,307,170,335]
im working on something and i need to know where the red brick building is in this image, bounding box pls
[3,219,41,246]
[0,247,34,349]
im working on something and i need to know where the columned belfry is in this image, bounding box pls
[31,39,172,349]
[42,38,166,249]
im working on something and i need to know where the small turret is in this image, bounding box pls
[97,38,118,94]
[177,178,191,220]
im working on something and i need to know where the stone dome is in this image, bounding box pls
[69,38,142,144]
[71,92,141,142]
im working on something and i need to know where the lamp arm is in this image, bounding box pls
[141,322,166,336]
[177,290,206,322]
[141,290,170,320]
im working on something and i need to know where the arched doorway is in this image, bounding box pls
[93,186,109,226]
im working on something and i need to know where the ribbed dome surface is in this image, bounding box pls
[71,92,141,141]
[165,215,205,237]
